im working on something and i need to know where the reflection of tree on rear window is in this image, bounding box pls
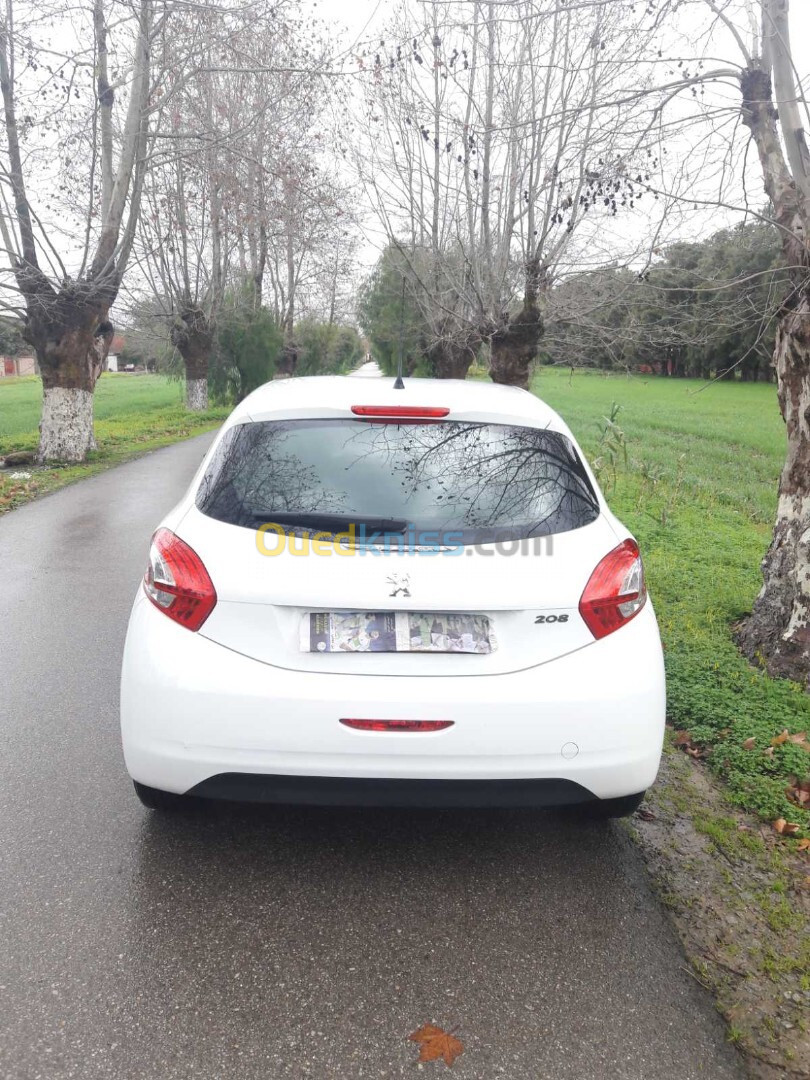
[197,419,599,545]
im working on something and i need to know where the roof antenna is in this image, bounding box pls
[393,273,405,389]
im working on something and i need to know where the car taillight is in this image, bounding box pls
[579,538,646,640]
[143,528,217,631]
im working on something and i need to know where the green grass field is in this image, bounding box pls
[0,372,204,451]
[0,373,228,510]
[533,369,808,834]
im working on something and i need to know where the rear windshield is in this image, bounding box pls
[196,418,599,544]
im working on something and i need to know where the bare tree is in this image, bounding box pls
[136,1,344,393]
[0,0,155,461]
[519,0,810,682]
[263,154,356,375]
[358,0,671,385]
[139,7,245,410]
[357,0,483,378]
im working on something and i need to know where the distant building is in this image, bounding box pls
[1,355,37,377]
[106,334,126,372]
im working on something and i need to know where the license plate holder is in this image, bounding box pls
[299,611,495,654]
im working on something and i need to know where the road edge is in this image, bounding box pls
[628,734,810,1077]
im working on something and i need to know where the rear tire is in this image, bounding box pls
[133,780,188,812]
[576,791,646,820]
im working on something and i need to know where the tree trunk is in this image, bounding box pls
[432,348,473,379]
[171,308,211,412]
[38,387,95,463]
[186,376,208,411]
[736,298,810,687]
[276,342,297,377]
[489,306,543,389]
[29,292,115,463]
[489,260,544,389]
[426,331,478,379]
[733,49,810,685]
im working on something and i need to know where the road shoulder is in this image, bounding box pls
[630,735,810,1077]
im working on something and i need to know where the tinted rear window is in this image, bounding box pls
[196,419,599,544]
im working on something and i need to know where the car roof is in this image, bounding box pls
[232,375,568,433]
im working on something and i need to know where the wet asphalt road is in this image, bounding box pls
[0,435,745,1080]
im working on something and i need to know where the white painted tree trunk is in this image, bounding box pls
[737,306,810,686]
[36,387,96,464]
[734,35,810,684]
[186,377,208,411]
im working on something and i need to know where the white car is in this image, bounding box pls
[121,376,665,816]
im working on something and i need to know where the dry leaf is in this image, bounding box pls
[786,779,810,808]
[409,1025,464,1068]
[673,730,692,748]
[742,737,756,750]
[771,730,790,747]
[773,818,801,836]
[796,838,810,852]
[763,747,775,758]
[788,731,808,745]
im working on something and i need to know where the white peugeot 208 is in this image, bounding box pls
[120,375,665,816]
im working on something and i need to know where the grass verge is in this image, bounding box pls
[632,737,809,1076]
[533,368,810,836]
[532,369,809,1074]
[0,374,227,513]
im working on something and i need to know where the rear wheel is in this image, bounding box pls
[133,780,188,812]
[575,791,645,820]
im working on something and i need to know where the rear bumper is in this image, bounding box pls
[188,773,597,808]
[121,594,666,802]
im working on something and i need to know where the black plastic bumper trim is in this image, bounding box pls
[186,773,598,808]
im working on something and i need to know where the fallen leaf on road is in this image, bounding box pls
[409,1025,464,1067]
[637,807,656,821]
[771,730,789,747]
[742,737,756,750]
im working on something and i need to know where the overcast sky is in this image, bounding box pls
[315,0,810,273]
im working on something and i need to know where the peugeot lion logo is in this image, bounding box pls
[387,572,411,598]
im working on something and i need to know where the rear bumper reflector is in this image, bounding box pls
[339,718,453,733]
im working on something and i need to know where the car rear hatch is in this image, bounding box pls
[179,412,619,676]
